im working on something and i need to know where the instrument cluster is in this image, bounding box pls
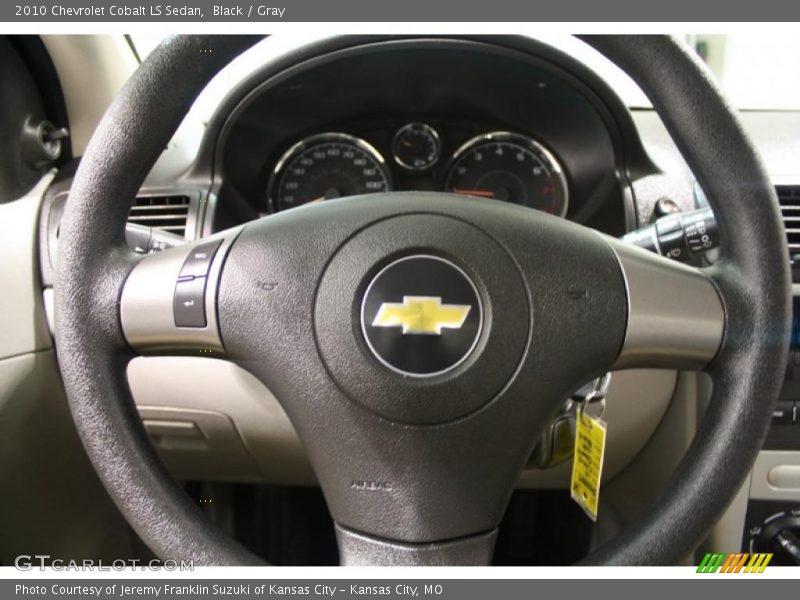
[267,124,569,216]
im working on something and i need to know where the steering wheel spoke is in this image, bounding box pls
[605,237,725,371]
[120,230,241,355]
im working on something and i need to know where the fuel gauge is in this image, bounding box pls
[393,123,441,172]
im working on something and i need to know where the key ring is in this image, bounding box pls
[573,372,611,422]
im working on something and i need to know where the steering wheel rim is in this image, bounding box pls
[54,35,790,566]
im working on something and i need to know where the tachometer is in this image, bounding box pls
[444,132,568,215]
[268,133,391,211]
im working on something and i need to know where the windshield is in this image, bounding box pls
[130,33,800,112]
[684,34,800,110]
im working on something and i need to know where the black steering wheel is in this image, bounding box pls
[54,35,791,565]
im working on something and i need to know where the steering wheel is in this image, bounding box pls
[55,35,791,566]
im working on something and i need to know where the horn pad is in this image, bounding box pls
[314,212,529,425]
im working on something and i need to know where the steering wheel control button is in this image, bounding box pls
[361,256,482,377]
[179,239,223,279]
[172,240,224,328]
[173,276,208,328]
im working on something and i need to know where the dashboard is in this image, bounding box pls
[25,34,800,562]
[35,35,684,493]
[38,36,692,493]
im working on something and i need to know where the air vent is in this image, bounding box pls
[777,186,800,257]
[128,195,191,238]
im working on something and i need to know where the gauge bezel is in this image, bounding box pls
[267,132,392,212]
[392,122,442,172]
[443,131,569,217]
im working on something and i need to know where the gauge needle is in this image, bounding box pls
[308,189,342,203]
[451,188,496,198]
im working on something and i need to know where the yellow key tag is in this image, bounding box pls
[570,408,607,521]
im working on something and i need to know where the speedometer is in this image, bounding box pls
[268,133,392,211]
[444,132,568,216]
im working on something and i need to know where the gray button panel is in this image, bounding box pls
[120,227,242,353]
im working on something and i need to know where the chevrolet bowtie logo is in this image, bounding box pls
[372,296,472,335]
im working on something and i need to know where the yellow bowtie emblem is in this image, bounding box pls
[372,296,471,335]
